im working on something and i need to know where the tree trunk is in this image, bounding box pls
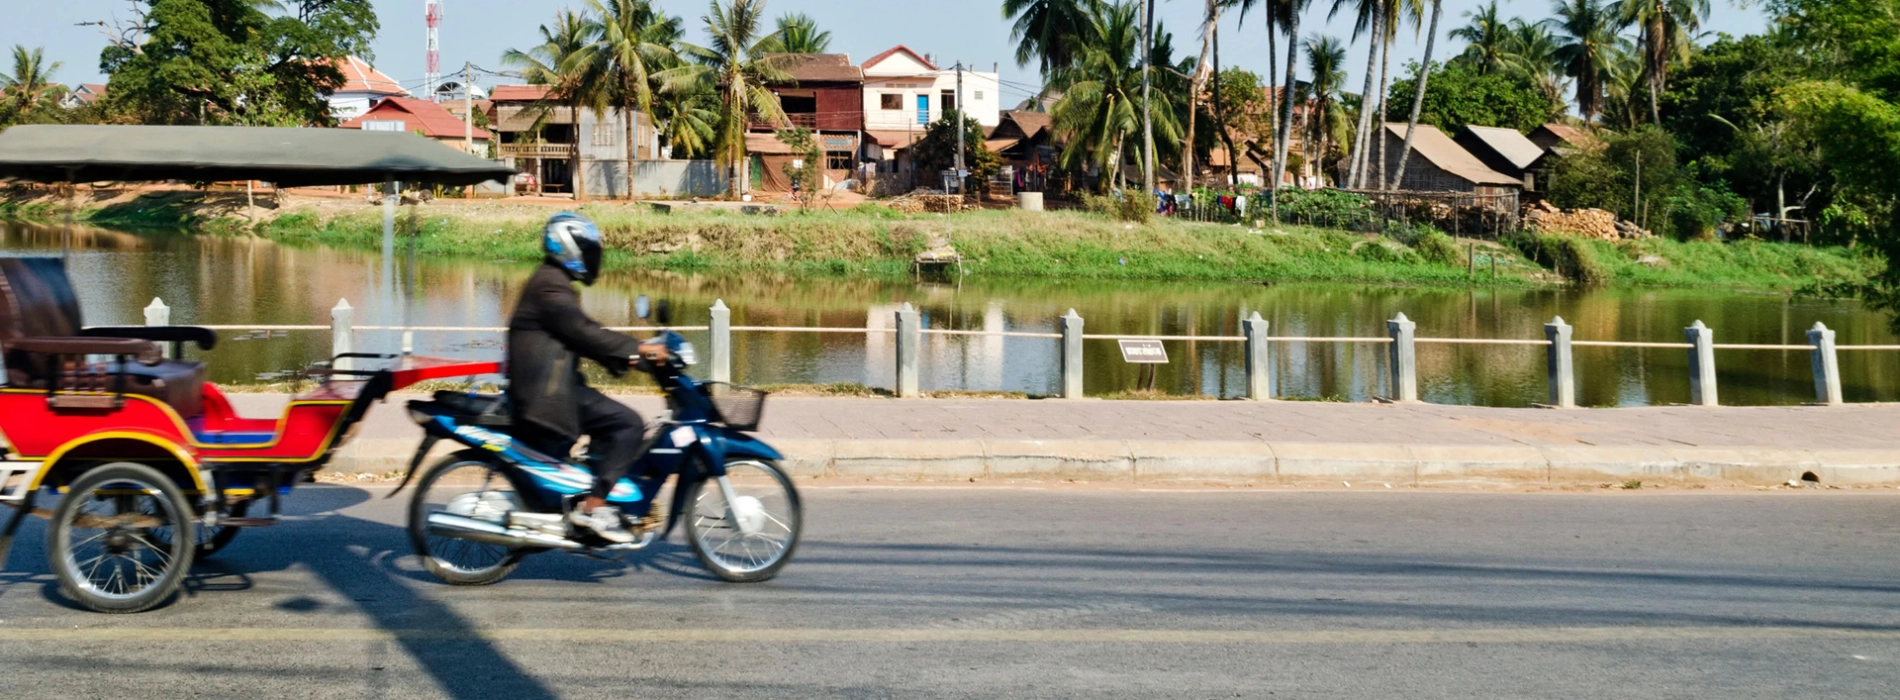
[1375,31,1393,190]
[1390,0,1442,192]
[1184,1,1216,194]
[1347,6,1383,189]
[1270,13,1302,219]
[1647,18,1664,126]
[1267,4,1280,180]
[1212,24,1240,187]
[624,93,637,199]
[573,101,587,202]
[1140,0,1157,193]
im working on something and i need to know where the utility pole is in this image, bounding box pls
[463,62,474,153]
[1140,0,1155,193]
[954,61,966,194]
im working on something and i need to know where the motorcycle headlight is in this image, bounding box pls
[676,341,697,366]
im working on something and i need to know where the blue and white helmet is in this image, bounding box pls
[543,212,603,285]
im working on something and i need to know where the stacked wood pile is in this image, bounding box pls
[1524,201,1650,239]
[886,190,964,214]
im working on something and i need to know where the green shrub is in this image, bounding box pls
[1507,231,1610,286]
[1355,240,1410,263]
[1118,191,1156,224]
[1413,228,1463,266]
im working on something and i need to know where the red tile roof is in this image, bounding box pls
[862,45,936,72]
[339,96,492,139]
[330,56,406,96]
[489,84,552,102]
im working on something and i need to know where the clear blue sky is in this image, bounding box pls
[10,0,1768,105]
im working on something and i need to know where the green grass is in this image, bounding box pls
[4,189,1879,293]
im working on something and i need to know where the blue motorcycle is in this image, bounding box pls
[395,298,801,584]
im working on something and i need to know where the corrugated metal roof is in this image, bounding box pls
[1462,125,1545,171]
[489,85,552,102]
[768,54,863,83]
[333,56,406,96]
[1384,123,1520,186]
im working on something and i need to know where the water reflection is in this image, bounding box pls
[5,220,1897,407]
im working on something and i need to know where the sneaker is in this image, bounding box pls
[569,504,633,544]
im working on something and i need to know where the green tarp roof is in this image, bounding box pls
[0,125,516,187]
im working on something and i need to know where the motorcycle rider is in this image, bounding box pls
[507,212,665,543]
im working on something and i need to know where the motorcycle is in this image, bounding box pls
[395,298,801,584]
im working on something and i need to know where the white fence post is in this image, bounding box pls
[144,298,171,358]
[1060,309,1084,399]
[1544,316,1576,408]
[1809,322,1843,406]
[332,299,354,371]
[710,299,732,383]
[895,303,920,398]
[1243,312,1271,400]
[1685,320,1718,406]
[1387,312,1418,403]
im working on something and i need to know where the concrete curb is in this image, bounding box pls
[325,437,1900,486]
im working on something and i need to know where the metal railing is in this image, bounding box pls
[140,296,1880,407]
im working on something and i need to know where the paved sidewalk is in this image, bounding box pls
[223,395,1900,486]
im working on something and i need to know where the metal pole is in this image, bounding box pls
[1685,320,1717,406]
[464,62,474,155]
[1243,312,1272,400]
[1060,309,1085,399]
[896,303,920,398]
[1544,316,1575,408]
[382,177,398,360]
[1387,312,1418,402]
[1808,322,1842,405]
[710,299,732,383]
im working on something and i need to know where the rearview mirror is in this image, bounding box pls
[654,300,672,326]
[634,295,650,319]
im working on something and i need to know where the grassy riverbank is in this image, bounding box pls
[2,189,1879,292]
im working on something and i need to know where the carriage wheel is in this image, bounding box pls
[48,462,196,613]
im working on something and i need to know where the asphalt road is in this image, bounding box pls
[1,485,1897,699]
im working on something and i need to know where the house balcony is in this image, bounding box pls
[498,143,573,159]
[750,113,818,130]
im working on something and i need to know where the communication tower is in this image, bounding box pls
[424,0,443,100]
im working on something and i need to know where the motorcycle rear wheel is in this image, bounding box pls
[684,459,802,582]
[409,454,526,585]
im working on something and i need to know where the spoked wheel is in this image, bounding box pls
[147,498,247,559]
[684,459,802,582]
[48,462,196,613]
[409,454,526,585]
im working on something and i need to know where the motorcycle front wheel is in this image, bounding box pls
[683,459,802,583]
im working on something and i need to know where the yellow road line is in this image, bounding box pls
[0,626,1895,644]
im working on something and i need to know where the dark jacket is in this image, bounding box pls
[507,263,646,438]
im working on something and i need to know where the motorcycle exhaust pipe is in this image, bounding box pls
[426,512,582,550]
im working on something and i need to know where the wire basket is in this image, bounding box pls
[697,382,767,432]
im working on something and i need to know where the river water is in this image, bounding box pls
[6,220,1898,407]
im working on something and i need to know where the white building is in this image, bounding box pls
[860,46,1000,132]
[326,56,409,121]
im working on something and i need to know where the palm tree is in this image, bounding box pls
[1332,0,1384,188]
[1051,1,1179,192]
[1548,0,1617,123]
[503,11,602,200]
[1611,0,1708,125]
[2,45,62,113]
[1503,19,1566,104]
[764,12,832,53]
[583,0,683,197]
[1269,0,1307,200]
[680,0,792,197]
[654,88,720,158]
[1301,34,1349,184]
[1182,0,1221,192]
[1601,37,1646,130]
[1389,0,1443,191]
[1450,0,1510,74]
[1003,0,1100,74]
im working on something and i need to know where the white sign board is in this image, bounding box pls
[1117,339,1168,364]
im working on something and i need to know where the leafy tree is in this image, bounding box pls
[1384,60,1561,132]
[774,126,822,205]
[678,0,791,197]
[1611,0,1710,125]
[909,114,1003,194]
[582,0,683,195]
[101,0,379,127]
[1002,0,1101,74]
[1661,34,1821,231]
[503,9,602,200]
[1051,0,1182,192]
[1549,0,1621,123]
[762,13,831,53]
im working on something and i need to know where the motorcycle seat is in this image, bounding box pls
[432,390,513,427]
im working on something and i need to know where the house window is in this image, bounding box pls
[941,90,957,113]
[361,120,404,132]
[592,124,615,147]
[827,152,852,170]
[880,93,902,110]
[975,90,985,101]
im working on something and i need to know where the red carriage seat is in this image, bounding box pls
[0,258,213,418]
